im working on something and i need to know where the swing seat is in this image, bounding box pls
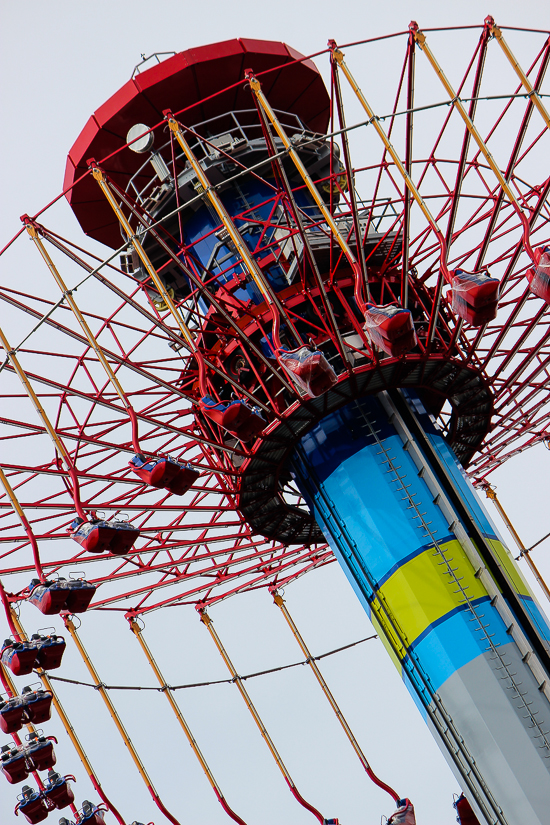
[526,246,550,303]
[28,579,69,616]
[165,462,201,495]
[33,633,66,670]
[1,746,29,784]
[450,293,498,326]
[277,347,338,396]
[450,269,500,309]
[16,787,49,824]
[43,771,75,810]
[0,696,25,734]
[388,798,416,825]
[63,579,96,613]
[26,735,56,772]
[450,269,499,325]
[22,687,53,724]
[454,793,481,825]
[129,455,200,495]
[69,517,138,556]
[69,518,119,554]
[107,521,140,556]
[80,800,106,825]
[200,396,266,441]
[363,303,417,357]
[1,640,37,676]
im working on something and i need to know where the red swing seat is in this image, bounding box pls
[1,745,29,784]
[200,396,266,441]
[363,303,417,357]
[31,633,66,670]
[27,577,96,615]
[450,269,499,325]
[277,347,338,396]
[28,580,67,615]
[129,455,200,495]
[25,733,56,772]
[1,640,38,676]
[43,771,75,810]
[526,246,550,303]
[387,798,416,825]
[454,793,481,825]
[15,786,49,824]
[0,696,25,734]
[21,686,53,725]
[64,579,96,613]
[70,517,139,556]
[79,800,106,825]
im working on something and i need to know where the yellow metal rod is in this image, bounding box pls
[412,27,531,227]
[167,119,273,306]
[330,47,444,244]
[63,616,159,791]
[273,594,373,772]
[9,609,127,824]
[91,166,196,352]
[0,325,71,464]
[25,223,130,409]
[489,21,550,133]
[129,619,222,794]
[200,610,293,783]
[0,466,34,539]
[247,74,364,283]
[483,486,550,604]
[166,117,300,347]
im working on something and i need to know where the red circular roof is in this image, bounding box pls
[64,39,330,249]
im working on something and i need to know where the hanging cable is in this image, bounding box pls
[271,591,399,802]
[22,218,142,454]
[128,617,247,825]
[89,161,209,398]
[481,484,550,605]
[62,614,181,825]
[0,324,86,521]
[164,112,302,353]
[199,609,330,824]
[0,466,45,582]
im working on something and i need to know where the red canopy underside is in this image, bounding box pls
[64,38,330,249]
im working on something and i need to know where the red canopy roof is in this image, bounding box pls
[64,39,330,249]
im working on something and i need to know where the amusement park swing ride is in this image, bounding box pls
[3,15,550,825]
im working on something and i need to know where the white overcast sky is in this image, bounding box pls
[2,2,550,825]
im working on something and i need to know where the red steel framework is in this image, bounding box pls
[1,20,550,619]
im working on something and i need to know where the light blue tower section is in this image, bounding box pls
[291,390,550,825]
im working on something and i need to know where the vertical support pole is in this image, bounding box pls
[483,485,550,605]
[402,32,415,309]
[330,50,370,303]
[8,607,127,825]
[128,618,247,825]
[62,615,182,825]
[271,592,399,803]
[199,609,326,824]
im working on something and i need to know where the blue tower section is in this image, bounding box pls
[292,390,550,825]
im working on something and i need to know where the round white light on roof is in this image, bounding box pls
[127,123,154,154]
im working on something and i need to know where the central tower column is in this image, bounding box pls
[292,390,550,825]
